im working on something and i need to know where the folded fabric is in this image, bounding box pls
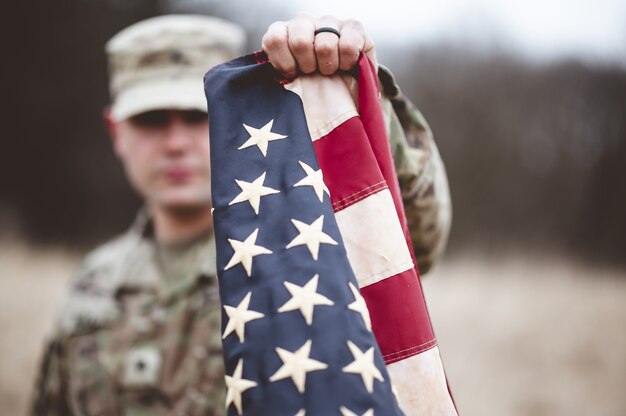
[204,52,456,415]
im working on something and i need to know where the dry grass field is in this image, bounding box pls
[1,242,624,415]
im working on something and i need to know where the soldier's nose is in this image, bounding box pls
[163,119,193,152]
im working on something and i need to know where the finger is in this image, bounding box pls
[262,21,297,78]
[338,19,376,71]
[337,21,362,71]
[363,39,378,71]
[314,16,341,75]
[287,15,316,74]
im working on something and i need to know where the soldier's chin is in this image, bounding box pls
[152,188,212,214]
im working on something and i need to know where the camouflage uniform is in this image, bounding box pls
[30,65,450,415]
[379,66,452,274]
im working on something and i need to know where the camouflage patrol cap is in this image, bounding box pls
[106,15,246,121]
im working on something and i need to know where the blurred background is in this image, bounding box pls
[1,0,625,414]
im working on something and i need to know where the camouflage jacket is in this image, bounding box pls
[30,67,451,416]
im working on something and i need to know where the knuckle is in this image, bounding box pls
[289,37,311,54]
[263,23,287,47]
[271,61,297,78]
[283,65,298,76]
[339,61,356,71]
[338,62,351,71]
[300,65,316,74]
[340,44,360,58]
[317,55,338,71]
[319,64,336,75]
[314,42,335,58]
[339,57,358,71]
[262,32,284,50]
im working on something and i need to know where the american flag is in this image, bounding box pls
[204,52,456,416]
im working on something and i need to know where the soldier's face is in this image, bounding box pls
[109,109,212,212]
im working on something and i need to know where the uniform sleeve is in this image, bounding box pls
[379,65,452,274]
[30,338,73,416]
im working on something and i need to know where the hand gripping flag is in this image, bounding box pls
[204,52,457,415]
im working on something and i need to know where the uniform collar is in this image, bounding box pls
[123,208,218,304]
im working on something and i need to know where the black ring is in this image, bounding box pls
[314,27,340,38]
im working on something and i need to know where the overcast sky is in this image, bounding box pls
[293,0,626,65]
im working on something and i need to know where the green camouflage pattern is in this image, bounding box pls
[31,211,227,415]
[379,65,452,274]
[30,68,451,415]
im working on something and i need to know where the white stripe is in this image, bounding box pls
[387,346,457,415]
[334,189,413,288]
[284,74,359,141]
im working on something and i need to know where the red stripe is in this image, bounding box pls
[310,56,438,365]
[360,268,435,364]
[313,116,388,210]
[357,58,418,265]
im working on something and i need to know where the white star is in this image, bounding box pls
[269,339,328,393]
[277,274,334,326]
[223,292,265,342]
[229,172,280,214]
[225,358,257,415]
[347,282,372,331]
[239,119,287,156]
[340,407,374,416]
[294,161,330,202]
[342,341,384,393]
[285,215,338,260]
[225,228,272,277]
[294,411,306,416]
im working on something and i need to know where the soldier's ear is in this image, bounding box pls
[103,106,116,136]
[103,106,125,158]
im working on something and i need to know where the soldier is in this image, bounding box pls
[31,13,451,415]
